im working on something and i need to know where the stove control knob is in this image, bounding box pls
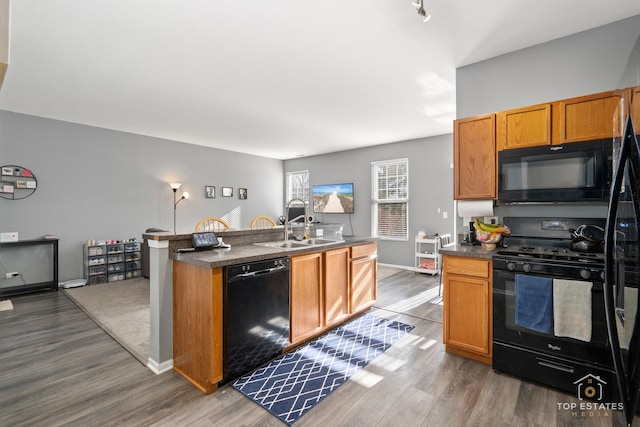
[601,271,606,281]
[580,269,591,280]
[523,264,532,273]
[507,262,516,271]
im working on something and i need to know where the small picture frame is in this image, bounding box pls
[222,187,233,197]
[238,188,247,200]
[205,185,215,198]
[1,167,13,176]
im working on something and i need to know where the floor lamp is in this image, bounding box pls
[170,182,189,234]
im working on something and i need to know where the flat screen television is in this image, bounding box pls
[312,183,354,214]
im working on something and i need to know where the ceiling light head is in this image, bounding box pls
[413,0,430,22]
[418,8,431,21]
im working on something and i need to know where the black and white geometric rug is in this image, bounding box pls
[232,313,415,425]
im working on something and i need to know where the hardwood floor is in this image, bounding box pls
[0,270,629,426]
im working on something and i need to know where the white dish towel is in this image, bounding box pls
[553,279,593,342]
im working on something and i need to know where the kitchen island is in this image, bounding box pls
[146,230,377,394]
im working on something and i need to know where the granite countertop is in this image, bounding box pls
[169,236,377,269]
[439,243,498,259]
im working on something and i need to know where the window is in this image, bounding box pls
[372,159,408,240]
[286,170,309,204]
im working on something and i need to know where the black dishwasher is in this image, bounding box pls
[222,257,290,383]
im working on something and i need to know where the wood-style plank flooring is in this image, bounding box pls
[0,267,630,426]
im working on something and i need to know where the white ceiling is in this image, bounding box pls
[1,1,639,160]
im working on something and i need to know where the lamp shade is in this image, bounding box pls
[169,182,182,191]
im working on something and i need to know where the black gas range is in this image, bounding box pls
[494,243,605,281]
[492,217,618,403]
[493,217,606,278]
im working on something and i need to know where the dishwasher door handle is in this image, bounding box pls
[228,265,288,282]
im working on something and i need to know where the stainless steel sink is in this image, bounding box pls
[298,238,344,245]
[255,241,309,249]
[255,238,344,249]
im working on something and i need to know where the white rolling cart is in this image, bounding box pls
[415,236,441,275]
[415,234,453,296]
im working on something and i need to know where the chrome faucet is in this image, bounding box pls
[285,198,308,242]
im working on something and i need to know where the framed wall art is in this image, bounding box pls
[222,187,233,197]
[238,188,247,200]
[205,186,215,198]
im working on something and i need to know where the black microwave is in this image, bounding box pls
[497,139,613,203]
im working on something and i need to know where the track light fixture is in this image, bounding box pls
[412,0,431,22]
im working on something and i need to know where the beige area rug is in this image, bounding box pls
[63,278,149,365]
[0,299,14,311]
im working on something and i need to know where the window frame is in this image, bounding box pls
[371,158,409,241]
[286,170,310,205]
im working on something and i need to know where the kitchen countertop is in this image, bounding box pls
[439,243,498,259]
[169,236,378,269]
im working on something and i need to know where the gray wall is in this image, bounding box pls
[455,14,640,227]
[0,111,283,283]
[457,15,640,118]
[284,134,455,268]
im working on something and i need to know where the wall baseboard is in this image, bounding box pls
[378,262,414,271]
[147,358,173,375]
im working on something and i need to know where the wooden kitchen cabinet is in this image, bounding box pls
[350,242,377,313]
[289,242,377,348]
[496,103,551,150]
[442,255,492,365]
[454,114,497,200]
[324,246,351,328]
[631,86,640,133]
[552,89,627,144]
[290,251,324,344]
[173,261,223,394]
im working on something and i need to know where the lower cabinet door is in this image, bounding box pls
[290,252,324,344]
[443,274,491,357]
[350,254,376,313]
[324,247,350,328]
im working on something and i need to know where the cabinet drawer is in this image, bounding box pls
[443,256,490,279]
[351,242,376,259]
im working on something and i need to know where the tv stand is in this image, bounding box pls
[0,238,59,297]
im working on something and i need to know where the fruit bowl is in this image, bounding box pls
[475,230,503,244]
[472,219,510,248]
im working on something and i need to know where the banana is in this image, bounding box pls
[481,223,500,232]
[474,219,499,232]
[473,219,510,235]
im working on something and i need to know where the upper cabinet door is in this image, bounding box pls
[553,90,628,144]
[454,114,496,200]
[631,86,640,133]
[497,104,551,151]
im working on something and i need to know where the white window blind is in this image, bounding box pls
[372,159,408,240]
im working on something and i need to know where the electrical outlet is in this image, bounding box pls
[5,272,19,279]
[484,216,499,225]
